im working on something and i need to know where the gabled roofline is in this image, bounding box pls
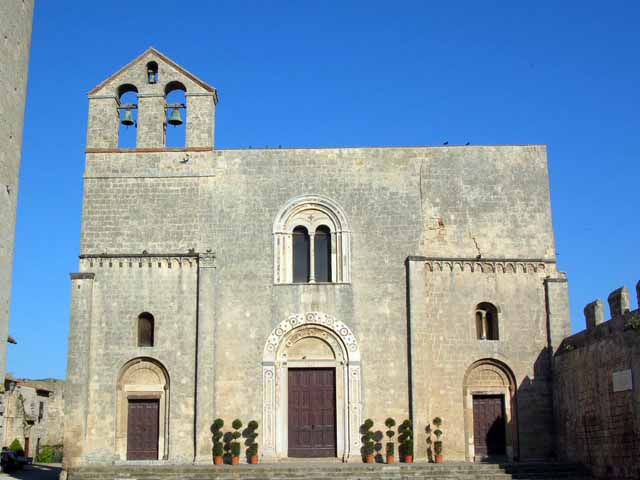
[88,47,217,101]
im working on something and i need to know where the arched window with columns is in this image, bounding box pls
[273,195,351,284]
[475,302,499,340]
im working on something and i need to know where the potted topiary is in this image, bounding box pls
[212,418,224,465]
[433,417,444,463]
[398,419,414,463]
[385,418,396,464]
[362,419,375,463]
[246,420,259,464]
[231,419,243,465]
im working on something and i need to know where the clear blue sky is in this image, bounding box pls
[8,1,639,379]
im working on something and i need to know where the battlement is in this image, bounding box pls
[559,280,640,352]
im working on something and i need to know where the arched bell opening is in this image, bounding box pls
[146,61,159,84]
[117,83,138,148]
[262,313,362,463]
[164,81,186,147]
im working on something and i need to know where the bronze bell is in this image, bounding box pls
[121,109,135,127]
[168,108,183,126]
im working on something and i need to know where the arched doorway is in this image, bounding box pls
[262,312,362,462]
[116,357,170,461]
[463,359,518,462]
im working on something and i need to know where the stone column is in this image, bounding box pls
[194,253,217,463]
[309,233,316,282]
[63,272,95,470]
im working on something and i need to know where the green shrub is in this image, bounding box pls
[231,442,241,457]
[212,418,225,457]
[385,417,396,456]
[362,419,375,456]
[432,417,444,456]
[398,419,413,457]
[232,419,242,431]
[36,445,54,463]
[386,441,394,456]
[213,442,224,457]
[9,439,24,456]
[245,420,259,457]
[434,441,443,455]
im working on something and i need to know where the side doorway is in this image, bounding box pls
[126,398,160,460]
[472,394,507,460]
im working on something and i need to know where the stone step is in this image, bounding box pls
[68,462,593,480]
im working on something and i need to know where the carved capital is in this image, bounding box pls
[198,252,216,269]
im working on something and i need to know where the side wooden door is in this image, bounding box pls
[473,394,506,458]
[127,398,160,460]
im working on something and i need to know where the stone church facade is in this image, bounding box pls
[64,48,571,471]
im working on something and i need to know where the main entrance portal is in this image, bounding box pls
[262,312,363,461]
[288,368,337,457]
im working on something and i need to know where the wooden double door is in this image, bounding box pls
[127,398,160,460]
[288,368,337,457]
[472,394,506,458]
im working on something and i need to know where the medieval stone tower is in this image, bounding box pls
[64,48,571,474]
[0,0,34,443]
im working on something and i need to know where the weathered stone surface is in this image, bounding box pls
[0,0,34,445]
[584,300,605,330]
[65,50,570,472]
[554,283,640,480]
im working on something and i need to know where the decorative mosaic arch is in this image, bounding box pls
[263,312,360,363]
[262,312,362,462]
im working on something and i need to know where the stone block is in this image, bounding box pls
[607,287,630,318]
[584,299,604,330]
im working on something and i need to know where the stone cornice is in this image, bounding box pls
[406,256,556,274]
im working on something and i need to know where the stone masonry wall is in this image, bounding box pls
[554,282,640,480]
[67,49,565,467]
[0,0,34,406]
[409,258,563,461]
[23,379,65,445]
[77,256,198,463]
[72,143,561,462]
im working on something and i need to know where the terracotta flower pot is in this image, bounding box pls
[231,455,240,465]
[250,455,259,465]
[435,454,444,464]
[386,454,395,464]
[365,454,374,463]
[213,455,224,465]
[404,455,413,464]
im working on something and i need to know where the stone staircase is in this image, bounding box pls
[67,462,593,480]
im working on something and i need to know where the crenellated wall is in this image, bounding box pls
[554,281,640,480]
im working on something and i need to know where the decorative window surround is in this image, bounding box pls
[273,195,351,284]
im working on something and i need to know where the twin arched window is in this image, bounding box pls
[475,303,499,340]
[137,312,155,347]
[292,225,332,283]
[274,195,351,284]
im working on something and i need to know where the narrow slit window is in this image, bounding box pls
[137,312,155,347]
